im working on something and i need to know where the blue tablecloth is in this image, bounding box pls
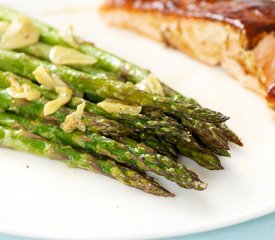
[1,212,274,240]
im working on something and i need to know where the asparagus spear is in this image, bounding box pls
[19,42,123,81]
[0,5,241,153]
[136,131,178,160]
[0,6,238,160]
[0,70,196,138]
[0,55,231,155]
[216,123,243,147]
[0,71,224,166]
[17,33,232,144]
[142,109,224,169]
[0,88,133,138]
[0,49,227,123]
[0,112,207,190]
[17,17,241,146]
[0,79,223,170]
[0,124,172,196]
[0,5,228,123]
[115,136,207,189]
[0,86,222,170]
[163,85,243,146]
[180,116,229,150]
[142,106,229,151]
[176,143,223,170]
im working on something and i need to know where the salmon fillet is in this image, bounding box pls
[100,0,275,113]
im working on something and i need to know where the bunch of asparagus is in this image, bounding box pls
[0,5,242,197]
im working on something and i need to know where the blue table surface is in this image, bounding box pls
[1,212,274,240]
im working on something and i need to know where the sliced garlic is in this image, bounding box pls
[6,77,41,101]
[135,74,164,96]
[49,46,97,65]
[43,87,73,116]
[61,100,86,133]
[0,21,9,36]
[97,98,142,115]
[0,16,39,50]
[59,24,79,48]
[33,65,67,90]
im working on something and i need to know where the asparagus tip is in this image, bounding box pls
[195,181,208,191]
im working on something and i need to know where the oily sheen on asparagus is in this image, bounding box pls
[0,5,242,197]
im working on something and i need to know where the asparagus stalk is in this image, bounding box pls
[0,71,134,137]
[0,5,228,123]
[70,97,184,132]
[0,49,227,123]
[0,70,196,138]
[115,136,207,189]
[216,123,243,147]
[136,131,178,160]
[0,89,133,138]
[19,33,231,142]
[0,87,222,170]
[0,6,242,149]
[0,56,232,156]
[180,116,229,150]
[0,124,172,196]
[176,143,223,170]
[19,42,123,81]
[142,109,224,169]
[0,112,207,190]
[18,18,241,146]
[0,71,224,166]
[163,85,243,146]
[142,106,229,151]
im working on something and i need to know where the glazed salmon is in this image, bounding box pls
[100,0,275,113]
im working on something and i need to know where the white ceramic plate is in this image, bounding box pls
[0,0,274,239]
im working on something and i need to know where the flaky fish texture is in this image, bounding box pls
[100,0,275,114]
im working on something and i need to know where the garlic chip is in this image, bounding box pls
[0,16,39,49]
[6,77,41,101]
[97,98,142,115]
[49,46,97,65]
[43,87,73,116]
[33,65,67,90]
[61,100,86,133]
[135,74,164,96]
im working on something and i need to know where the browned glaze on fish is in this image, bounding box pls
[102,0,275,48]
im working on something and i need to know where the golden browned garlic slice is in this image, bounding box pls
[0,16,39,49]
[97,98,142,115]
[61,100,86,133]
[33,65,67,90]
[49,46,97,65]
[6,77,41,101]
[59,24,79,48]
[135,74,164,96]
[43,87,73,116]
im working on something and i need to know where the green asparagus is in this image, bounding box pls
[0,4,244,196]
[0,90,133,138]
[0,49,227,123]
[136,131,177,159]
[0,124,173,196]
[0,70,196,138]
[0,112,207,190]
[0,55,233,154]
[19,42,123,81]
[0,71,226,170]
